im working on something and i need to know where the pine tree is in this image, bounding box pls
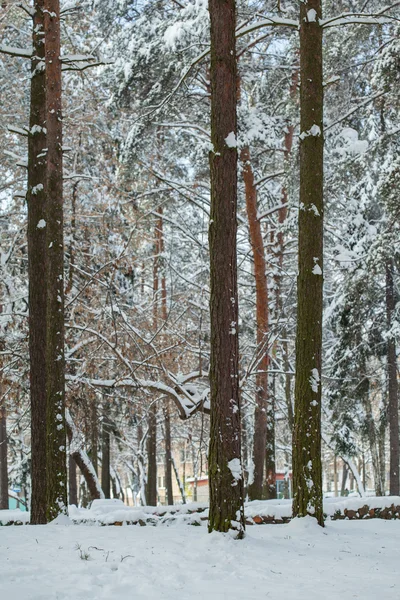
[292,0,324,526]
[207,0,245,537]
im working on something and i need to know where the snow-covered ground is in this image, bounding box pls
[1,517,399,599]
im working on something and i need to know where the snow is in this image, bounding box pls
[225,132,237,148]
[1,518,400,599]
[306,9,317,22]
[227,457,242,485]
[36,219,46,229]
[312,264,322,275]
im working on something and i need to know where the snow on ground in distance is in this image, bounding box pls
[1,518,399,599]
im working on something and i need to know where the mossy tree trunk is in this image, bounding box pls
[292,0,324,526]
[28,0,48,525]
[207,0,245,537]
[386,259,399,496]
[44,0,67,520]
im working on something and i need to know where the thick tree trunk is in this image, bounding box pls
[44,0,67,520]
[164,401,174,505]
[28,0,48,525]
[101,409,111,499]
[0,404,8,509]
[241,146,275,501]
[207,0,245,537]
[292,0,324,526]
[68,454,78,506]
[146,402,158,506]
[386,259,399,495]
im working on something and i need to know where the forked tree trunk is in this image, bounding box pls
[28,0,48,525]
[292,0,324,526]
[0,403,8,509]
[386,259,399,495]
[164,401,174,505]
[146,402,158,506]
[44,0,67,520]
[207,0,245,537]
[241,145,275,500]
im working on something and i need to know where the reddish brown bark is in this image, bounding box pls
[241,145,275,500]
[207,0,245,536]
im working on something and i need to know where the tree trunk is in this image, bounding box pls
[146,402,158,506]
[241,145,274,501]
[101,409,111,499]
[44,0,67,520]
[171,456,186,504]
[65,410,104,501]
[292,0,324,526]
[386,259,399,495]
[164,401,174,505]
[0,404,8,509]
[341,462,348,496]
[28,0,48,525]
[207,0,245,537]
[68,454,78,506]
[90,397,98,475]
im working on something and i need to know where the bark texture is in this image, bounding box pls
[0,404,8,509]
[386,259,399,495]
[292,0,324,526]
[28,0,48,525]
[44,0,67,520]
[241,146,275,500]
[146,402,158,506]
[164,401,174,505]
[207,0,245,536]
[68,455,78,506]
[101,410,111,498]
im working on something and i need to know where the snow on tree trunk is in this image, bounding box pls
[292,0,324,526]
[28,0,48,525]
[44,0,67,520]
[207,0,245,537]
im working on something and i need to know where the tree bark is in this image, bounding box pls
[68,454,78,506]
[0,404,8,510]
[146,402,158,506]
[292,0,324,526]
[207,0,245,537]
[386,259,399,495]
[90,396,98,475]
[164,401,174,505]
[65,410,104,501]
[241,146,274,501]
[28,0,48,525]
[101,408,111,499]
[44,0,67,520]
